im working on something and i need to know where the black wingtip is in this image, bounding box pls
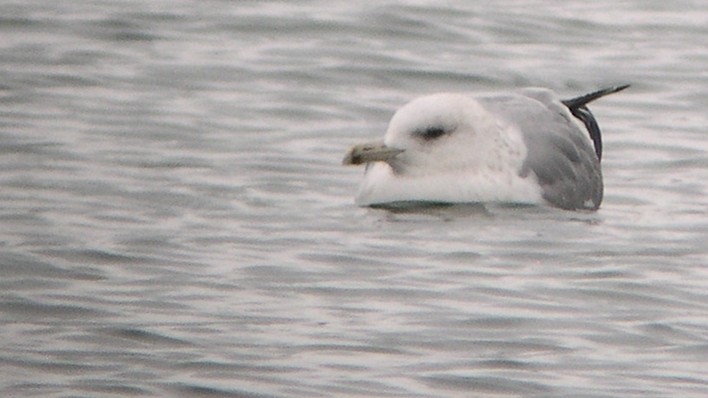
[561,85,629,163]
[561,84,630,110]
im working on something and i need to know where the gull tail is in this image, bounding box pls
[561,84,630,162]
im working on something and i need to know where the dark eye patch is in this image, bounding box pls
[417,126,449,141]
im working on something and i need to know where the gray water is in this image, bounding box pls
[1,1,707,397]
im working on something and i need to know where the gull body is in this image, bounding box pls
[343,85,629,211]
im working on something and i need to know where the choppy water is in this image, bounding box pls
[1,1,707,397]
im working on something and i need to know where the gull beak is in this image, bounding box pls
[342,140,405,165]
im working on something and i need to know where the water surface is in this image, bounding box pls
[1,1,707,397]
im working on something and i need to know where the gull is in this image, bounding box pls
[343,85,629,210]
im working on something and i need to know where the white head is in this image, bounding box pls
[382,93,502,177]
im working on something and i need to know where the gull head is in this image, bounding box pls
[344,93,499,177]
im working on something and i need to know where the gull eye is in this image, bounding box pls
[417,126,448,141]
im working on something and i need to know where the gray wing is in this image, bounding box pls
[478,89,603,210]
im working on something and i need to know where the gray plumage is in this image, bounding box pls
[479,85,628,210]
